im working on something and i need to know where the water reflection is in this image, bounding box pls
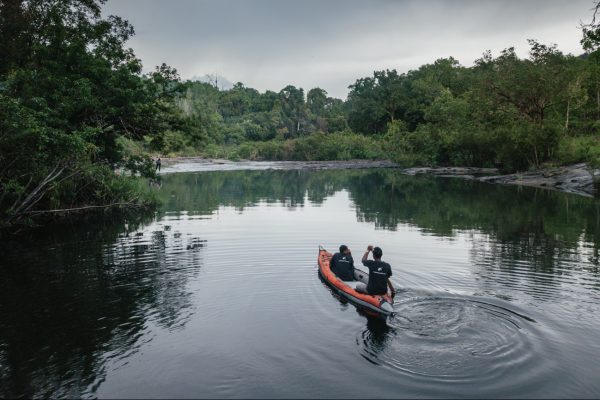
[0,215,204,398]
[161,169,600,272]
[161,170,597,231]
[358,316,394,365]
[355,294,547,396]
[1,168,600,398]
[161,168,600,314]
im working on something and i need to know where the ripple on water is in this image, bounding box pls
[356,294,552,394]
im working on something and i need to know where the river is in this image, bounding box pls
[1,168,599,398]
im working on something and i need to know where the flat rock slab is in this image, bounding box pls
[160,159,399,174]
[477,163,597,197]
[402,167,499,177]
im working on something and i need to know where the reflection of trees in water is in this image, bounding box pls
[158,170,348,215]
[161,170,600,268]
[351,174,599,246]
[0,214,204,397]
[351,173,599,290]
[469,228,600,300]
[103,228,202,330]
[162,169,600,286]
[469,235,563,300]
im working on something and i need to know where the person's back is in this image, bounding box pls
[356,245,395,296]
[363,259,391,294]
[330,245,354,281]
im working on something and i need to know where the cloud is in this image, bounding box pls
[103,0,593,98]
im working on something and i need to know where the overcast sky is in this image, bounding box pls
[102,0,595,98]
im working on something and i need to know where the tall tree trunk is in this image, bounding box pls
[595,63,600,119]
[565,98,571,132]
[597,87,599,119]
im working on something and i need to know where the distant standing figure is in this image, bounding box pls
[330,244,354,281]
[356,245,395,296]
[156,157,161,172]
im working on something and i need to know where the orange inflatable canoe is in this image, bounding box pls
[318,247,394,316]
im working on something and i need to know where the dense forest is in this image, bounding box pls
[2,0,600,228]
[165,40,600,171]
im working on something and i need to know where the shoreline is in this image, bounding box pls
[159,157,599,198]
[159,158,399,173]
[402,163,598,198]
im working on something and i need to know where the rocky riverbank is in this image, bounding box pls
[403,163,599,198]
[160,158,398,173]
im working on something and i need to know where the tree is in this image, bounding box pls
[563,60,588,132]
[307,87,327,116]
[347,69,405,134]
[278,85,305,138]
[0,0,183,226]
[581,2,600,120]
[474,42,569,165]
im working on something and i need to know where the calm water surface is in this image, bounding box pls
[1,168,600,398]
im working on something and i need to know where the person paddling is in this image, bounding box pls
[356,245,395,297]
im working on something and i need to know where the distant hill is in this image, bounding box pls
[189,74,234,90]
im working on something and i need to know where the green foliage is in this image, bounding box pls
[343,38,599,171]
[556,135,600,167]
[290,131,384,161]
[0,0,176,228]
[173,79,349,149]
[179,35,598,172]
[307,87,327,115]
[200,132,385,162]
[169,34,600,174]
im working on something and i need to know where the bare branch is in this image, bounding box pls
[21,202,146,215]
[8,175,34,211]
[593,1,600,25]
[119,117,132,137]
[11,165,65,215]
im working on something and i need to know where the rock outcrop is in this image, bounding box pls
[403,163,598,198]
